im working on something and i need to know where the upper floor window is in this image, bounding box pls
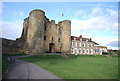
[90,43,93,47]
[87,43,89,47]
[75,42,77,47]
[79,43,81,47]
[82,43,84,47]
[83,43,86,47]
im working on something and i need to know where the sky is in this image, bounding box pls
[0,2,119,50]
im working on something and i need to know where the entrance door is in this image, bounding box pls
[49,43,55,53]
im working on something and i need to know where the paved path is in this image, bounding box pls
[3,59,62,79]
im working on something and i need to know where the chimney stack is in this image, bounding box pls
[79,35,82,38]
[90,38,92,41]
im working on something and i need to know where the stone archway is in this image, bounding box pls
[49,43,55,53]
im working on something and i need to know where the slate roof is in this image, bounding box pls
[71,35,99,45]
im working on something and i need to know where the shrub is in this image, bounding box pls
[102,52,108,55]
[2,55,9,75]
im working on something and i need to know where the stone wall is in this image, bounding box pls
[1,38,21,54]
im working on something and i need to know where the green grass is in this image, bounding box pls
[2,55,9,75]
[19,55,118,79]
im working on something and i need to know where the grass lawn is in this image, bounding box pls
[19,55,118,79]
[2,55,9,75]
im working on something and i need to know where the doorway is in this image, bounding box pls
[49,43,55,53]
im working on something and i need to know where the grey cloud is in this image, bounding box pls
[106,40,120,47]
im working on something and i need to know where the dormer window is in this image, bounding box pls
[80,38,82,41]
[74,38,76,40]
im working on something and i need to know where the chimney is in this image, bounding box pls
[90,38,92,41]
[79,35,82,38]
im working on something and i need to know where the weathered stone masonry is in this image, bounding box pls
[3,9,71,54]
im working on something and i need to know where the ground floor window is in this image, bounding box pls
[79,48,82,54]
[90,49,93,54]
[87,49,89,54]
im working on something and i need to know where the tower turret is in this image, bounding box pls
[61,20,71,53]
[27,9,45,54]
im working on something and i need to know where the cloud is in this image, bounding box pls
[71,4,118,36]
[106,40,120,48]
[1,20,23,40]
[106,8,117,17]
[75,10,84,16]
[71,4,118,50]
[90,4,104,17]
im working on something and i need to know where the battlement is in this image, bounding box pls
[29,9,45,16]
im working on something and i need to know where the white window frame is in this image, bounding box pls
[87,43,89,47]
[75,42,77,47]
[84,43,86,47]
[79,43,81,47]
[83,49,86,54]
[90,49,93,54]
[80,38,82,41]
[87,49,89,54]
[74,38,76,40]
[79,48,82,54]
[90,43,93,47]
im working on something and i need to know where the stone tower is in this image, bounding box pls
[27,10,45,54]
[60,20,71,53]
[19,9,71,54]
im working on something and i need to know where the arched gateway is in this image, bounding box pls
[49,43,55,53]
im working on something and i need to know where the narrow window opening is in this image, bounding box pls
[58,38,60,42]
[59,27,61,34]
[52,37,53,42]
[44,36,46,40]
[44,24,47,31]
[60,46,62,50]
